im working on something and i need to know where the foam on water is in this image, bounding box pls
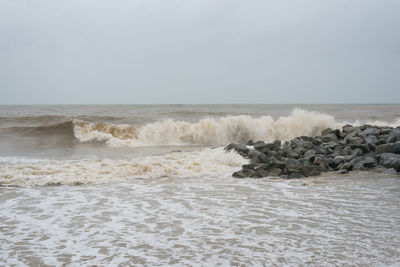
[1,174,399,266]
[0,148,247,186]
[72,108,400,147]
[71,108,337,146]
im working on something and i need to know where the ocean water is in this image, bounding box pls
[0,104,399,266]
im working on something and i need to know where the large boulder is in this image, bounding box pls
[248,149,268,164]
[376,143,394,154]
[386,129,400,143]
[232,169,256,178]
[226,143,249,157]
[361,127,379,136]
[379,153,400,172]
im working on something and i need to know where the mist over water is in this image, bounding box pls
[1,104,400,266]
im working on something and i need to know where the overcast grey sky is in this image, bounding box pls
[0,0,399,104]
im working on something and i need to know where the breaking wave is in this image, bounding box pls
[73,108,338,146]
[3,108,400,147]
[0,148,247,185]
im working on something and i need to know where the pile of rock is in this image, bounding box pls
[226,125,400,179]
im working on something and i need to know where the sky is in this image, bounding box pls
[0,0,399,104]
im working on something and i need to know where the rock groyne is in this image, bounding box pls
[226,125,400,178]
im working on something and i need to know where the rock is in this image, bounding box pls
[321,133,338,142]
[286,158,302,172]
[333,156,345,167]
[379,153,400,164]
[308,169,321,176]
[392,141,400,154]
[265,167,282,176]
[311,138,323,146]
[379,153,400,172]
[226,143,249,157]
[367,143,376,152]
[304,149,316,159]
[267,157,286,169]
[340,146,353,156]
[331,129,341,138]
[386,129,400,143]
[248,149,268,164]
[351,148,363,157]
[230,125,400,179]
[337,169,349,174]
[361,127,379,136]
[246,140,254,146]
[344,132,358,143]
[242,163,258,170]
[364,135,378,144]
[291,138,307,148]
[384,168,398,174]
[360,156,377,168]
[380,128,393,135]
[376,143,393,154]
[321,128,333,136]
[233,169,256,178]
[255,169,269,177]
[342,125,355,133]
[287,172,305,179]
[253,142,268,151]
[374,167,398,174]
[272,140,282,150]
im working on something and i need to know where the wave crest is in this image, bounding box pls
[72,108,337,146]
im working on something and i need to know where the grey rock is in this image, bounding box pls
[267,157,286,169]
[286,158,302,173]
[392,141,400,154]
[342,125,355,133]
[242,163,257,170]
[344,132,358,143]
[351,148,363,157]
[362,127,379,136]
[386,129,400,143]
[380,128,393,135]
[374,167,398,174]
[291,138,307,148]
[379,153,400,165]
[364,135,378,144]
[226,143,249,157]
[349,137,364,145]
[360,156,377,168]
[376,143,393,154]
[333,156,345,167]
[304,149,316,159]
[321,128,333,136]
[248,149,268,163]
[287,172,305,179]
[266,167,282,176]
[321,133,337,142]
[233,169,256,178]
[272,140,281,150]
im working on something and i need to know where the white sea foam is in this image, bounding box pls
[72,108,340,146]
[0,148,247,186]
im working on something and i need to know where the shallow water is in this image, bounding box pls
[1,173,399,266]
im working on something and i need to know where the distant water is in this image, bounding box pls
[0,104,399,266]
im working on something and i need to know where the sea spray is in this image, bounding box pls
[72,108,338,146]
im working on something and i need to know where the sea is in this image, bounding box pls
[0,104,399,266]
